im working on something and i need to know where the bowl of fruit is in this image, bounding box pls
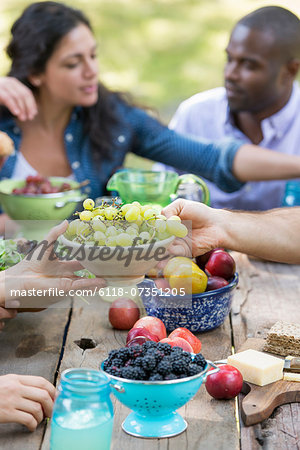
[60,199,188,286]
[139,249,238,332]
[0,175,86,221]
[101,341,219,438]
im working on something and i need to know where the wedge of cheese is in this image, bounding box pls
[227,349,284,386]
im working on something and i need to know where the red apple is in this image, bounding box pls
[205,364,243,399]
[108,298,140,330]
[206,276,229,291]
[126,326,159,344]
[205,250,236,280]
[159,337,193,353]
[126,336,149,347]
[133,316,167,341]
[195,248,224,270]
[169,327,202,353]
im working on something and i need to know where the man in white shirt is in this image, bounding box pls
[159,6,300,210]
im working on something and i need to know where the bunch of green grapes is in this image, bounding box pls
[64,198,188,246]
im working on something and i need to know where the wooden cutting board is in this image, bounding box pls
[237,338,300,426]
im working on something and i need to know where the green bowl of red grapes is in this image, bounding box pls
[0,175,85,221]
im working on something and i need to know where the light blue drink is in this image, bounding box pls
[50,414,113,450]
[50,369,113,450]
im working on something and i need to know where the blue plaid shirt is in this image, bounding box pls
[0,98,244,199]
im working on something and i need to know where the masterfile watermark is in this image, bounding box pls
[9,287,100,298]
[3,219,193,309]
[24,237,170,267]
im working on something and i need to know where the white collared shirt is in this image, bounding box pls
[165,83,300,210]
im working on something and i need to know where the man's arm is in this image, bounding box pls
[162,199,300,264]
[218,206,300,263]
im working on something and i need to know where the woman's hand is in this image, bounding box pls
[0,374,55,431]
[0,307,17,331]
[0,77,37,121]
[1,221,106,309]
[162,199,226,257]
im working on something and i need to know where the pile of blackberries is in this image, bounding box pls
[103,342,206,381]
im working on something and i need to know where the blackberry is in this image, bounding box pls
[157,359,172,375]
[180,353,193,365]
[188,363,202,376]
[153,350,165,362]
[157,343,172,354]
[121,366,141,380]
[134,367,148,380]
[178,372,188,378]
[103,359,110,369]
[133,357,144,367]
[164,373,177,380]
[106,366,121,376]
[193,353,206,369]
[172,359,188,375]
[142,341,157,350]
[179,350,191,358]
[109,357,123,368]
[141,347,156,357]
[108,349,119,360]
[142,355,157,371]
[128,346,143,359]
[148,373,164,381]
[170,349,184,359]
[170,351,191,365]
[117,347,130,362]
[171,346,184,355]
[144,348,157,357]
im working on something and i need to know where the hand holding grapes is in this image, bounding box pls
[162,199,222,257]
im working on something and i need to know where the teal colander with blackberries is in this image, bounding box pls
[100,341,219,438]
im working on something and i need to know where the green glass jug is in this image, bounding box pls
[106,169,210,208]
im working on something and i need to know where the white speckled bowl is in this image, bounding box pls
[139,273,239,332]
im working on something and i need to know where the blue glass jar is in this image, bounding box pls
[50,369,113,450]
[281,181,300,207]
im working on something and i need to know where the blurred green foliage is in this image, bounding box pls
[0,0,299,168]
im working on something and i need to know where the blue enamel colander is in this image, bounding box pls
[100,360,218,438]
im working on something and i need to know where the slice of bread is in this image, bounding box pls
[263,321,300,357]
[0,131,14,157]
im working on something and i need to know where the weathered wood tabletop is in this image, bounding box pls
[0,253,299,450]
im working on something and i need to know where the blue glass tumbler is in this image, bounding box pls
[281,181,300,207]
[50,369,113,450]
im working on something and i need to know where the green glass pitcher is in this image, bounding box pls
[106,169,210,208]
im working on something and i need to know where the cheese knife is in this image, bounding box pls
[214,356,300,373]
[284,357,300,372]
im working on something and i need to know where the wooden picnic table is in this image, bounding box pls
[0,252,299,450]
